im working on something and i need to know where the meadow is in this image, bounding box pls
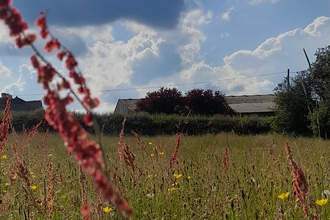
[1,127,330,219]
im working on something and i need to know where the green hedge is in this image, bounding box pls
[0,110,273,136]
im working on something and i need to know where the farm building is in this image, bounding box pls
[0,93,43,111]
[114,94,275,116]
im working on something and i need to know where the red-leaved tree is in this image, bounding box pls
[135,87,185,115]
[185,89,236,116]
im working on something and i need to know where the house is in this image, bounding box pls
[114,94,275,116]
[0,93,43,111]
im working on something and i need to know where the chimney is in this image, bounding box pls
[1,93,10,98]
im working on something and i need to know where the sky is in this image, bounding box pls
[1,0,330,112]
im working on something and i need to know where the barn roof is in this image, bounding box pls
[0,95,42,111]
[116,94,275,114]
[225,94,275,113]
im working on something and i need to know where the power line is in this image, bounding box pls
[14,70,287,97]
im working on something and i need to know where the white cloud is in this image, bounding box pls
[1,64,33,94]
[220,32,230,38]
[221,7,234,21]
[249,0,279,5]
[0,61,11,79]
[53,24,115,43]
[173,9,212,64]
[0,22,12,44]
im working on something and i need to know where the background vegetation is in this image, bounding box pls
[273,46,330,138]
[0,110,272,136]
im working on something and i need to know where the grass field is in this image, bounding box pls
[1,129,330,219]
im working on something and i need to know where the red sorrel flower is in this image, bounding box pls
[1,3,133,217]
[285,141,309,217]
[169,133,183,170]
[222,147,228,173]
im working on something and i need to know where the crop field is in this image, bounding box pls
[1,128,330,219]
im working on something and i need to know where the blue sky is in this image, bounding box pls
[1,0,330,112]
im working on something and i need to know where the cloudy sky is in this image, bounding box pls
[1,0,330,112]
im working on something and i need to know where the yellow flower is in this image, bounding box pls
[159,152,164,155]
[278,192,289,199]
[173,174,182,179]
[3,190,7,194]
[103,206,113,213]
[30,171,34,175]
[172,182,178,187]
[30,185,37,191]
[150,154,154,157]
[1,154,7,160]
[148,142,152,145]
[187,176,192,179]
[316,198,328,206]
[168,187,176,192]
[4,182,9,187]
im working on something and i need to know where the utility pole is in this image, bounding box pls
[287,69,290,91]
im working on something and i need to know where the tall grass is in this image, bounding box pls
[1,130,330,219]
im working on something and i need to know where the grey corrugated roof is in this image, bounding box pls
[229,102,275,113]
[120,99,139,111]
[225,94,275,104]
[118,94,275,114]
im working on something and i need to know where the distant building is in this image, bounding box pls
[114,94,275,116]
[0,93,43,111]
[114,98,138,116]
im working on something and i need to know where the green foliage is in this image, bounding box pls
[2,111,272,136]
[273,46,330,137]
[272,71,314,136]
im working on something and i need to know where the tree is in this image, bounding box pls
[272,71,315,136]
[185,89,236,116]
[273,46,330,137]
[135,87,184,114]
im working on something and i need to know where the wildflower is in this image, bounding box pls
[278,192,289,199]
[173,173,182,179]
[4,182,9,187]
[323,190,330,198]
[103,206,113,213]
[81,204,91,216]
[3,190,7,194]
[159,152,164,155]
[316,198,328,206]
[146,193,155,198]
[150,154,154,157]
[30,185,37,190]
[187,176,192,179]
[148,142,152,145]
[30,171,34,175]
[168,187,176,192]
[172,182,179,187]
[1,154,7,160]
